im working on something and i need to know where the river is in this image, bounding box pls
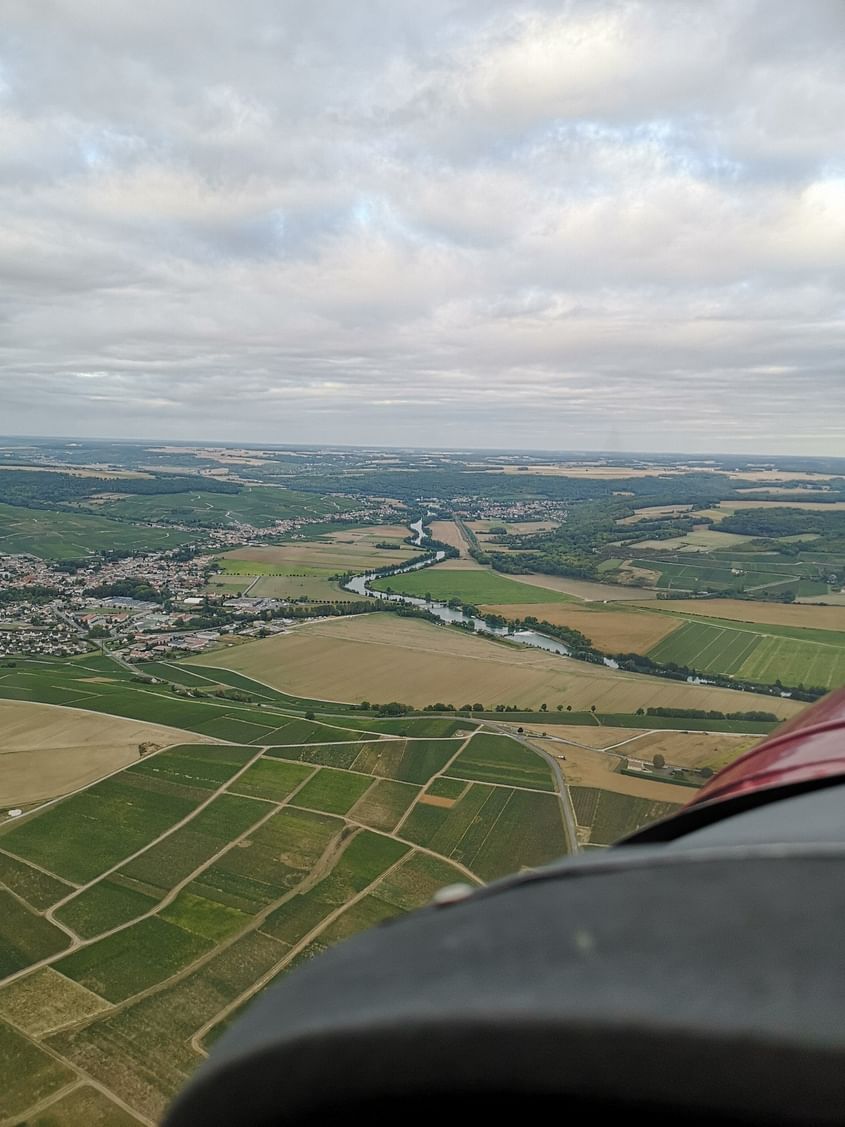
[343,520,574,657]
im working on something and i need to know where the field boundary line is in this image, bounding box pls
[48,768,334,1047]
[491,721,577,853]
[393,730,477,835]
[0,740,216,829]
[0,1079,84,1127]
[456,787,514,869]
[0,747,276,989]
[0,879,80,946]
[0,846,78,890]
[191,847,416,1055]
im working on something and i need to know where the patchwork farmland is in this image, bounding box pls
[0,723,567,1122]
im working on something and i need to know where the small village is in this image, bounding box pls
[0,495,410,661]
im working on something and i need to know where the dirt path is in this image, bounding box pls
[485,720,578,854]
[0,747,271,989]
[189,848,414,1056]
[393,730,477,835]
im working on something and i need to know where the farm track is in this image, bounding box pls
[485,720,577,854]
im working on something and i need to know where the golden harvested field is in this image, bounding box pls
[326,523,412,544]
[799,593,845,606]
[0,700,211,805]
[735,487,834,496]
[190,614,804,717]
[718,500,845,512]
[635,598,845,632]
[617,505,693,525]
[0,464,151,479]
[499,465,677,478]
[505,573,659,602]
[428,557,486,571]
[532,740,693,802]
[724,471,837,483]
[629,529,754,551]
[477,604,679,651]
[429,520,471,556]
[518,725,640,748]
[620,730,758,772]
[468,520,560,534]
[221,535,415,571]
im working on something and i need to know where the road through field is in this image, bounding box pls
[486,720,577,854]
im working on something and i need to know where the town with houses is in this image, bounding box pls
[0,501,399,664]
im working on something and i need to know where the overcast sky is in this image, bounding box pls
[1,1,844,455]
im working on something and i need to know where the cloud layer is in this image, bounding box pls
[1,0,843,453]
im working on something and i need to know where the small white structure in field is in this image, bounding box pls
[8,808,23,818]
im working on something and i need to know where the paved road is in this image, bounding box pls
[486,720,579,854]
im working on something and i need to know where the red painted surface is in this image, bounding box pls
[686,686,845,808]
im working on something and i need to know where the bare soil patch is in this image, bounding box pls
[635,598,845,632]
[417,794,457,808]
[532,740,694,802]
[516,725,644,749]
[0,700,211,805]
[477,604,678,652]
[719,499,845,512]
[429,521,470,556]
[620,730,758,772]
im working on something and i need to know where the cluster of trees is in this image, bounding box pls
[353,700,411,716]
[0,584,59,606]
[167,683,257,703]
[421,702,486,712]
[641,706,779,721]
[718,506,845,539]
[85,578,159,600]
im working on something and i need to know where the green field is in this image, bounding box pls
[346,778,418,831]
[0,1020,76,1121]
[293,768,375,814]
[217,558,339,577]
[570,786,681,845]
[0,892,71,977]
[370,567,572,605]
[11,1084,142,1125]
[336,714,479,737]
[54,879,159,939]
[0,852,73,910]
[208,557,345,600]
[401,782,566,880]
[56,916,214,1002]
[649,619,845,690]
[445,733,555,790]
[0,500,194,559]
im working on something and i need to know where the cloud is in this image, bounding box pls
[0,0,843,454]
